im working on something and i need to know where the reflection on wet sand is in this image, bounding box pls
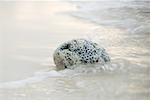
[0,1,150,100]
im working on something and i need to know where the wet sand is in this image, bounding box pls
[0,1,96,82]
[0,1,150,100]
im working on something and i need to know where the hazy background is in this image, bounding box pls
[0,0,149,100]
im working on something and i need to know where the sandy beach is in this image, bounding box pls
[0,1,97,82]
[0,0,150,100]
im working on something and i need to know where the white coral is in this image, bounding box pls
[53,39,110,70]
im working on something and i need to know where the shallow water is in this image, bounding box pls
[0,0,150,100]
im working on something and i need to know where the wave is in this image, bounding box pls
[0,58,143,89]
[0,70,63,89]
[69,0,150,31]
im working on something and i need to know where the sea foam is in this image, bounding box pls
[0,70,63,89]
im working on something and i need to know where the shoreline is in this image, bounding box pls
[0,1,98,82]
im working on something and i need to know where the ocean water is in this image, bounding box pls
[0,0,150,100]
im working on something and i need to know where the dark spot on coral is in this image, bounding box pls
[73,40,77,43]
[96,59,99,62]
[103,57,109,62]
[68,58,71,61]
[80,59,83,62]
[84,60,87,63]
[85,50,87,53]
[60,48,63,50]
[66,53,71,56]
[74,49,77,52]
[64,65,67,68]
[62,43,71,50]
